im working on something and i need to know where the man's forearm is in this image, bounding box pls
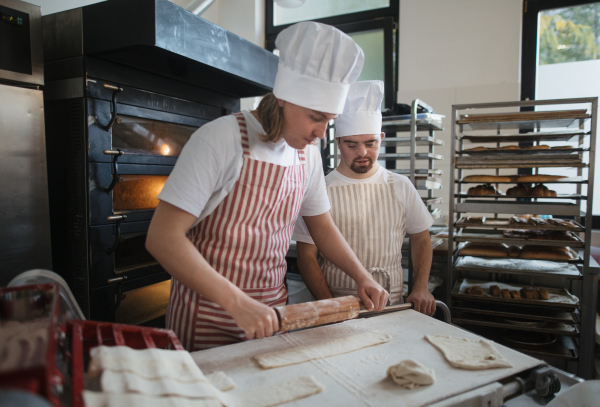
[409,230,433,291]
[296,242,333,300]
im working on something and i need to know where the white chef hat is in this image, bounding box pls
[273,21,364,114]
[335,80,384,138]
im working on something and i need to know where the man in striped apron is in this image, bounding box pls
[293,81,436,316]
[147,22,390,351]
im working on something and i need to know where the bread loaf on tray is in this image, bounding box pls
[458,242,508,258]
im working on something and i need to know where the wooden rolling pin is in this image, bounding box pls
[274,296,413,332]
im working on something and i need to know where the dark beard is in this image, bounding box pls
[350,158,373,174]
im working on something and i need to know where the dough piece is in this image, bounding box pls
[538,289,550,300]
[458,242,508,258]
[386,359,435,389]
[489,285,501,297]
[206,371,236,392]
[499,145,519,150]
[424,335,512,370]
[463,175,512,182]
[82,391,221,407]
[231,376,323,407]
[100,370,217,399]
[88,346,205,382]
[501,289,511,299]
[465,146,487,151]
[255,331,392,369]
[510,291,521,299]
[515,175,567,182]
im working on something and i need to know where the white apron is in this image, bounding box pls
[320,170,405,304]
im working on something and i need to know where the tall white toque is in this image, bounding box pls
[272,21,364,115]
[335,80,384,138]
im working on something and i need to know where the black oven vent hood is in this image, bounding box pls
[43,0,278,98]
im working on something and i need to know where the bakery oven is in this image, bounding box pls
[42,0,277,324]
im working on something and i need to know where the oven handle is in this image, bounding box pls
[102,149,123,193]
[96,84,124,132]
[106,214,127,254]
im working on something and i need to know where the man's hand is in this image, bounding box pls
[406,287,436,316]
[356,276,389,311]
[227,295,279,340]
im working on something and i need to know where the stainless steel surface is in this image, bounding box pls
[0,0,43,85]
[0,85,52,285]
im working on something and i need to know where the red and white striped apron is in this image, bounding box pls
[166,113,307,351]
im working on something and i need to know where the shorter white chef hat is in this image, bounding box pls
[335,80,384,138]
[273,21,364,114]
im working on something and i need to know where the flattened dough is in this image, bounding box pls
[82,391,221,407]
[255,331,392,369]
[206,371,236,392]
[425,335,512,370]
[89,346,205,381]
[101,370,217,399]
[387,359,435,389]
[223,376,323,407]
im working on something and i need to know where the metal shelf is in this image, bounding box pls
[459,117,589,132]
[391,168,442,175]
[380,136,443,146]
[456,163,586,169]
[377,152,444,160]
[455,200,581,216]
[455,193,587,200]
[457,130,589,144]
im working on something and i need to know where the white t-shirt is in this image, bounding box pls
[293,165,434,244]
[159,111,330,227]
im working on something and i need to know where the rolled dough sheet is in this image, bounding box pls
[220,376,324,407]
[82,391,222,407]
[88,346,205,382]
[255,331,392,369]
[206,371,236,392]
[101,370,218,399]
[425,335,512,370]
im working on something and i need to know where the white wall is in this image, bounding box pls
[397,0,523,220]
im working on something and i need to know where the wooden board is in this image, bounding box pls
[190,311,544,407]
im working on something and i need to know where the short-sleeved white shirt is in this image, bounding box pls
[159,111,331,227]
[292,165,433,244]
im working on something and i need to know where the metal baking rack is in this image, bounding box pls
[447,97,598,379]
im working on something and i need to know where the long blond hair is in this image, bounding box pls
[255,93,284,143]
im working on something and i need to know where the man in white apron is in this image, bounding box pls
[293,80,436,316]
[147,22,390,351]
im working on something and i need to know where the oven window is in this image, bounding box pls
[113,175,168,211]
[112,115,197,156]
[114,231,156,272]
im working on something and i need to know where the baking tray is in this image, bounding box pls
[456,147,586,155]
[454,200,582,217]
[455,231,584,248]
[457,110,590,131]
[455,176,585,184]
[455,193,587,200]
[456,162,586,170]
[455,217,584,231]
[452,303,577,324]
[378,152,444,160]
[454,256,582,279]
[452,312,579,337]
[381,113,444,132]
[391,168,443,176]
[454,242,582,263]
[457,130,588,143]
[380,136,443,146]
[452,278,579,309]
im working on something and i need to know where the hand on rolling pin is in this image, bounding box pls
[356,275,389,312]
[406,286,436,316]
[228,294,279,340]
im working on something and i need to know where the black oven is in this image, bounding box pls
[42,0,277,324]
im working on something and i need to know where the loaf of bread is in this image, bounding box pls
[529,230,579,241]
[530,184,557,197]
[519,245,575,260]
[500,145,520,150]
[489,285,501,297]
[538,288,549,300]
[458,242,509,257]
[464,146,487,151]
[551,145,573,149]
[506,184,531,196]
[547,218,577,228]
[463,175,512,182]
[515,175,568,182]
[508,245,522,257]
[463,216,486,224]
[520,287,541,300]
[510,290,522,299]
[522,144,550,150]
[467,184,501,195]
[501,289,511,298]
[467,286,485,296]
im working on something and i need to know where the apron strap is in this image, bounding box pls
[233,112,250,157]
[385,169,394,184]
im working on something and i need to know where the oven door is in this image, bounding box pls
[89,163,172,225]
[89,220,164,289]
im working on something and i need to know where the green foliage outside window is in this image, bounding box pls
[539,3,600,65]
